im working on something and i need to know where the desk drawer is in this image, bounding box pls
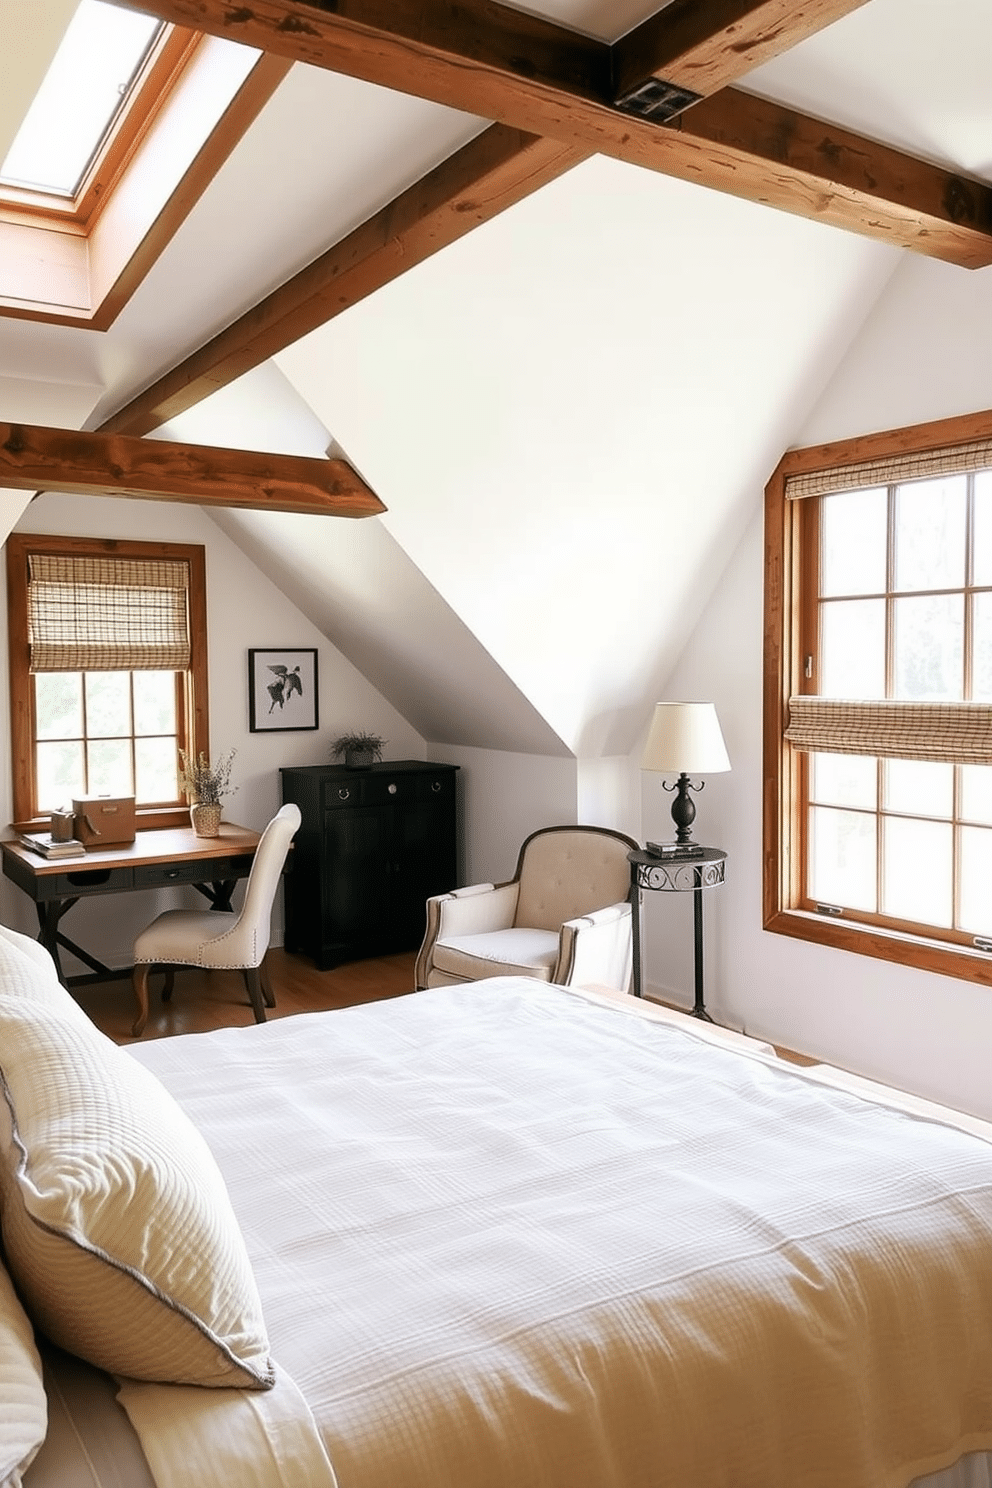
[134,855,253,889]
[44,866,134,897]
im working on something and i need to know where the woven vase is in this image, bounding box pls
[190,802,222,837]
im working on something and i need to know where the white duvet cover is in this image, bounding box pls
[121,977,992,1488]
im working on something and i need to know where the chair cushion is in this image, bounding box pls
[0,1256,46,1488]
[133,908,246,969]
[0,926,274,1389]
[433,928,559,982]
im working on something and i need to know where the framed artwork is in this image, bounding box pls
[248,648,319,732]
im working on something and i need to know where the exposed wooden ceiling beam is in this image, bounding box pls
[612,2,873,110]
[0,424,386,517]
[100,125,588,437]
[138,0,992,269]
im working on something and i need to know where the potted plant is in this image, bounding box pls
[329,731,386,770]
[178,747,237,836]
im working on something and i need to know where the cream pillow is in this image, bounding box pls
[0,925,274,1389]
[0,1257,46,1488]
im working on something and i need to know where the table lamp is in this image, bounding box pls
[641,701,730,858]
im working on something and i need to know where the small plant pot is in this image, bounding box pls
[345,748,375,770]
[190,802,222,837]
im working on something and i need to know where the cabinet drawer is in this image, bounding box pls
[416,772,455,802]
[134,855,253,889]
[322,779,363,809]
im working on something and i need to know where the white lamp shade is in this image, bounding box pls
[641,702,731,774]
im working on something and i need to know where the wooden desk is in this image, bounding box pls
[1,823,260,987]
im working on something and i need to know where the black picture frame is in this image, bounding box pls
[248,648,319,732]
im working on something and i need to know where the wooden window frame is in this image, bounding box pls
[6,533,209,834]
[763,407,992,989]
[0,25,198,228]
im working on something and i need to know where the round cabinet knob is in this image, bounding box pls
[388,783,398,795]
[338,788,350,801]
[431,781,442,793]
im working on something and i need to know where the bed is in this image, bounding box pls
[3,923,992,1488]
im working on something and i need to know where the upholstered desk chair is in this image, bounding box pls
[415,824,639,993]
[130,803,301,1037]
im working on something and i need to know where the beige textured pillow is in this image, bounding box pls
[0,1257,46,1488]
[0,925,273,1389]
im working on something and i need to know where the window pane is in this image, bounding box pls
[893,476,966,593]
[134,670,177,735]
[881,816,953,926]
[893,594,963,700]
[820,488,887,598]
[810,752,877,810]
[809,806,876,912]
[960,825,992,935]
[36,740,84,812]
[974,471,992,588]
[0,1,162,196]
[883,759,953,819]
[135,736,178,804]
[85,672,131,738]
[820,599,886,698]
[87,739,133,797]
[973,593,992,702]
[961,765,992,825]
[34,672,83,741]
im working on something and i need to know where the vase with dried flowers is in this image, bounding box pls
[178,747,237,837]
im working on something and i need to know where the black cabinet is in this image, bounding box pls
[280,760,458,970]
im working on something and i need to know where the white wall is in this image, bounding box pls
[1,491,426,973]
[641,252,992,1121]
[426,742,577,885]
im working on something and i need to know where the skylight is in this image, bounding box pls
[0,1,163,198]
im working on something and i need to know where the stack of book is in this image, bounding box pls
[18,833,86,860]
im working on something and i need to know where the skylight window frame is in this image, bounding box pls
[0,21,201,232]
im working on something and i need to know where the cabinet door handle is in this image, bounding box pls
[388,783,398,795]
[431,781,441,793]
[165,868,180,879]
[338,788,351,801]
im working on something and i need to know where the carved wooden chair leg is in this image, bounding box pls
[243,966,267,1023]
[161,967,176,1002]
[132,965,151,1038]
[259,956,276,1008]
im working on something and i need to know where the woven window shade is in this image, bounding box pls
[28,554,191,672]
[785,438,992,500]
[786,696,992,764]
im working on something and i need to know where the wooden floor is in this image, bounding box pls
[73,948,419,1045]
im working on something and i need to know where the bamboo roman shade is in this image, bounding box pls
[785,697,992,764]
[27,554,191,672]
[785,437,992,500]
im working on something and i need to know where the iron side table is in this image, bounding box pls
[628,846,727,1020]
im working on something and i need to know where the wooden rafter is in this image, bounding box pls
[612,1,874,104]
[136,0,992,270]
[101,126,589,437]
[0,424,386,517]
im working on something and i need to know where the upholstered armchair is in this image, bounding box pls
[415,824,639,993]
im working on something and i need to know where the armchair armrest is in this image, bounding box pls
[415,882,520,989]
[554,900,633,991]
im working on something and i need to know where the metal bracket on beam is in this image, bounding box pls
[613,77,702,122]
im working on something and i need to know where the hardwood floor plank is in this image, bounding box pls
[74,948,418,1045]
